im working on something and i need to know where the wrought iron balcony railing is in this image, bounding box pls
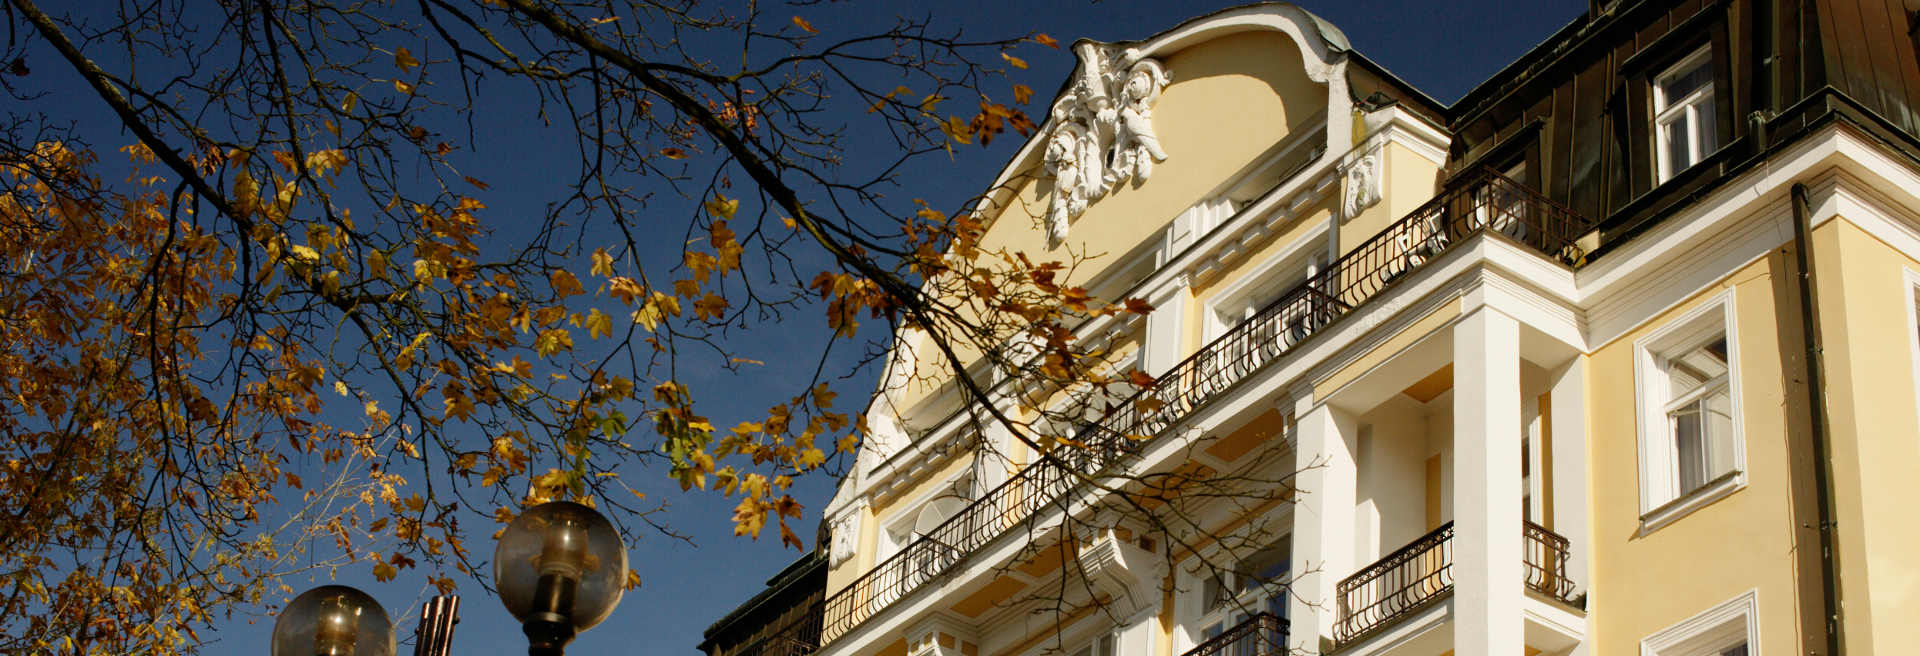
[804,167,1590,648]
[1332,520,1578,645]
[1523,519,1577,601]
[1180,613,1290,656]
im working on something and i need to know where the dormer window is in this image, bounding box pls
[1654,47,1717,182]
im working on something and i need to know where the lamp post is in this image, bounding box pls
[493,501,628,656]
[273,501,625,656]
[270,585,396,656]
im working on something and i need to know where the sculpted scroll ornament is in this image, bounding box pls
[1042,44,1172,246]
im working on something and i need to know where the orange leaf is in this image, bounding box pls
[792,16,818,33]
[1033,33,1060,48]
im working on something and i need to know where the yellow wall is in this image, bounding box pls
[1584,253,1805,654]
[1809,217,1920,655]
[892,28,1329,413]
[1339,141,1443,254]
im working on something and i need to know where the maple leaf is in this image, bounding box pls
[1033,33,1060,48]
[791,16,818,33]
[394,47,419,72]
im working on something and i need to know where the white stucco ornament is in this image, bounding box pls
[828,510,861,566]
[1340,143,1382,219]
[1042,43,1172,246]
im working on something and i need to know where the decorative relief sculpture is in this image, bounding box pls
[1340,147,1382,219]
[1042,43,1171,246]
[828,510,860,566]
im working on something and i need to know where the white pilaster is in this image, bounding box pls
[1548,356,1590,597]
[1288,396,1357,652]
[1452,309,1525,656]
[1143,275,1191,377]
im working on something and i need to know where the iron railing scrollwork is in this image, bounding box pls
[1523,519,1577,602]
[1180,613,1290,656]
[814,167,1591,647]
[1333,520,1578,645]
[1333,522,1455,644]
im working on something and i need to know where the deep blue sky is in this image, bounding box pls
[19,1,1583,654]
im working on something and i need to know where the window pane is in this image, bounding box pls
[1694,96,1717,156]
[1660,58,1712,104]
[1669,338,1729,403]
[1705,386,1736,480]
[1722,643,1749,656]
[1674,404,1708,493]
[1664,119,1691,175]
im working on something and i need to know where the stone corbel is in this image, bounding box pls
[1076,529,1164,619]
[904,614,979,656]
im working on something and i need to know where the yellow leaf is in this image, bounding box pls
[1001,52,1028,69]
[585,308,613,340]
[1012,83,1034,105]
[590,248,615,277]
[704,194,739,220]
[535,328,573,356]
[1033,33,1060,48]
[395,47,420,72]
[550,269,584,297]
[394,80,415,95]
[791,15,818,33]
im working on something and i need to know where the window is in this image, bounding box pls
[1198,540,1290,639]
[1642,590,1759,656]
[1067,633,1115,656]
[1654,48,1717,182]
[1635,291,1743,530]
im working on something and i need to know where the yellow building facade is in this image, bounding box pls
[715,2,1920,656]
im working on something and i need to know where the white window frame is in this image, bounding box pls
[1634,289,1744,532]
[1202,226,1329,343]
[1904,268,1920,430]
[1654,47,1717,182]
[1641,589,1759,656]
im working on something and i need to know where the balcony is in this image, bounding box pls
[813,168,1591,648]
[1331,521,1578,646]
[1181,613,1290,656]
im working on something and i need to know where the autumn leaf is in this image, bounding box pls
[585,308,613,340]
[1124,297,1156,315]
[394,80,415,95]
[534,328,573,356]
[704,194,739,220]
[693,293,729,321]
[590,248,615,276]
[1012,83,1034,105]
[1128,369,1158,388]
[1001,52,1028,69]
[791,16,818,34]
[394,47,419,72]
[1033,32,1060,48]
[550,269,585,297]
[659,147,688,159]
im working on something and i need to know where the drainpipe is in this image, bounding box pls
[1789,182,1842,655]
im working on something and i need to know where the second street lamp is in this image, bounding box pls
[269,585,395,656]
[494,501,627,656]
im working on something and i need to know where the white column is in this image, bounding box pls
[1288,396,1357,652]
[1453,309,1525,656]
[1549,356,1590,597]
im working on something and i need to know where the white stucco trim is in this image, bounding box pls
[1905,268,1920,437]
[1630,288,1745,531]
[1640,589,1760,656]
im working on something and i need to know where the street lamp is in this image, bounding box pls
[270,585,396,656]
[494,501,627,656]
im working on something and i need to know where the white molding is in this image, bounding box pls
[1630,288,1745,526]
[1640,588,1760,656]
[1906,268,1920,433]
